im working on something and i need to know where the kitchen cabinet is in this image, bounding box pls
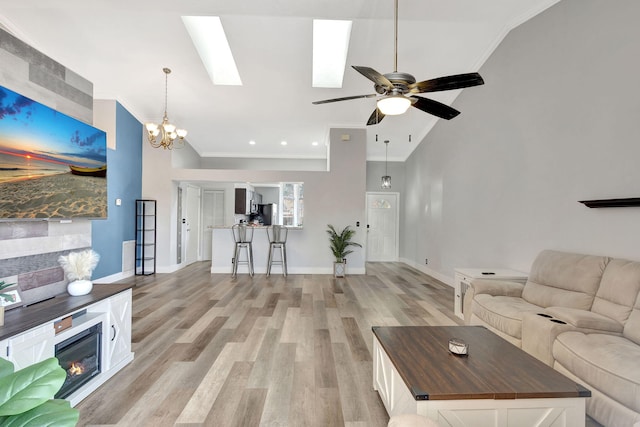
[235,187,261,214]
[235,188,248,214]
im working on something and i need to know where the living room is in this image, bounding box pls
[0,1,639,426]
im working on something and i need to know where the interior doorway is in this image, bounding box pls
[184,185,201,265]
[366,192,399,262]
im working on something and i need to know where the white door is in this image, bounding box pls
[184,185,201,265]
[201,190,225,261]
[366,192,399,262]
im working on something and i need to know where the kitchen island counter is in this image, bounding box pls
[211,226,304,274]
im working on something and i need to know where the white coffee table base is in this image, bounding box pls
[373,337,586,427]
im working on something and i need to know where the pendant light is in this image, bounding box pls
[381,139,391,189]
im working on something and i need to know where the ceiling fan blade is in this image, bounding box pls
[312,94,376,105]
[411,96,460,120]
[408,72,484,94]
[352,66,394,89]
[366,108,386,126]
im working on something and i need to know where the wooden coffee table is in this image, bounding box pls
[372,326,590,427]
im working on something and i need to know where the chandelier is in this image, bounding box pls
[145,68,187,150]
[381,139,391,188]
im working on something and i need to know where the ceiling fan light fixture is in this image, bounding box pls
[377,95,411,115]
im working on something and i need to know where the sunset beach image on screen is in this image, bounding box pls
[0,85,107,219]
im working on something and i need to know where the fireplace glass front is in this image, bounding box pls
[54,323,102,399]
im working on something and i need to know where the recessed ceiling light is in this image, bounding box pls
[249,140,256,145]
[182,16,242,86]
[312,19,352,88]
[281,141,288,146]
[312,141,318,146]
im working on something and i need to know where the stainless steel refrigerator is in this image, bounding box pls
[258,203,277,225]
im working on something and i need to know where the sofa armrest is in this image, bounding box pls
[463,279,525,324]
[545,307,624,334]
[470,279,525,297]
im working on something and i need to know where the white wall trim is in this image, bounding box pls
[399,257,454,288]
[209,266,364,275]
[94,270,134,284]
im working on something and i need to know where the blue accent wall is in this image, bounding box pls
[92,102,142,279]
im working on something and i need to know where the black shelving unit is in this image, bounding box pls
[135,199,156,275]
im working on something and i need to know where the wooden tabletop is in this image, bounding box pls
[372,326,591,401]
[0,283,133,341]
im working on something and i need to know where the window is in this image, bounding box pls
[281,183,304,226]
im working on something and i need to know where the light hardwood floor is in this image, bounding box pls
[76,262,462,426]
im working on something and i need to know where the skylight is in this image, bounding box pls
[182,16,242,86]
[312,19,352,88]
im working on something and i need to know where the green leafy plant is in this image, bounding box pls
[0,357,79,426]
[326,224,362,263]
[0,281,16,304]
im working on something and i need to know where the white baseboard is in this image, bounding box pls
[209,266,365,275]
[157,263,183,274]
[398,257,454,288]
[94,270,134,284]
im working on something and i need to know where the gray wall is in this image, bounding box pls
[402,0,640,283]
[144,128,367,273]
[366,161,405,193]
[199,156,327,171]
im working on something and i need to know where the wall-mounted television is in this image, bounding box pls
[0,85,107,220]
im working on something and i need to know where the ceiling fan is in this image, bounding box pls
[312,0,484,126]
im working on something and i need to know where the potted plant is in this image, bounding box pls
[0,357,79,426]
[326,224,362,277]
[58,249,100,296]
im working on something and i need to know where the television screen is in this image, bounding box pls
[0,85,107,219]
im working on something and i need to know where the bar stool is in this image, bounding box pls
[266,225,288,277]
[231,224,254,276]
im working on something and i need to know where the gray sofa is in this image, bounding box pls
[463,250,640,427]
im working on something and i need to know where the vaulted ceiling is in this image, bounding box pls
[0,0,558,162]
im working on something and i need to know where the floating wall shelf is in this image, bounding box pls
[578,198,640,208]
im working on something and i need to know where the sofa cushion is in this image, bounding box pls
[553,331,640,413]
[470,279,524,298]
[522,250,608,309]
[592,258,640,324]
[624,292,640,345]
[472,294,542,339]
[544,307,623,333]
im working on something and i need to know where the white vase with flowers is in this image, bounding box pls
[58,249,100,296]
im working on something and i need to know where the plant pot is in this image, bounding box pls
[67,279,93,296]
[333,261,346,278]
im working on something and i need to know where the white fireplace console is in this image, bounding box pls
[0,284,133,406]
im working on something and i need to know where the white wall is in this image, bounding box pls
[142,128,367,273]
[402,0,640,283]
